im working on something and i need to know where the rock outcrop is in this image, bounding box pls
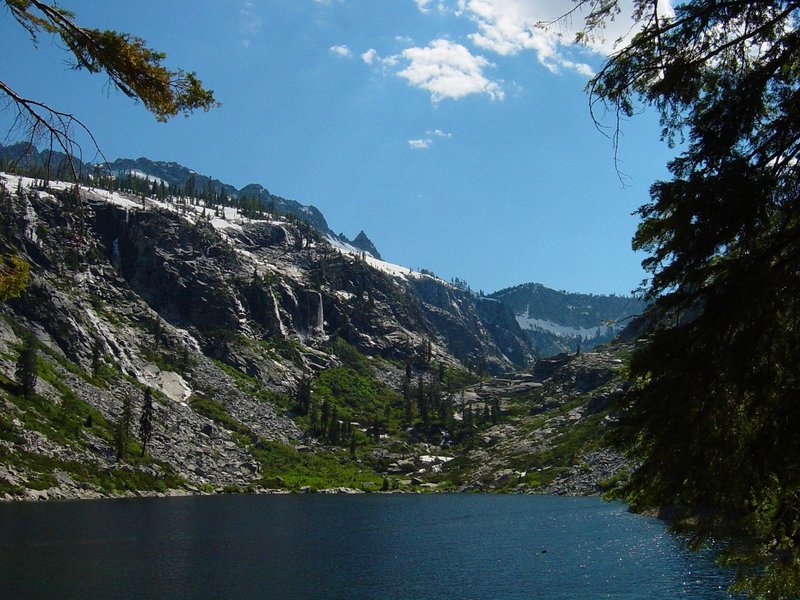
[430,347,632,496]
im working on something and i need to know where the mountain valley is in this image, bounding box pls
[0,161,632,501]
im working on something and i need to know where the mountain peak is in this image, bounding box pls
[351,230,382,260]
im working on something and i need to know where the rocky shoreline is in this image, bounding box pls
[1,485,372,503]
[1,484,609,503]
[2,447,627,503]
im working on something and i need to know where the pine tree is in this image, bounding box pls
[403,365,414,426]
[15,332,37,398]
[437,393,452,428]
[491,398,500,426]
[296,375,312,416]
[417,374,429,427]
[575,0,800,593]
[115,396,133,461]
[327,406,340,445]
[320,400,331,438]
[461,404,475,447]
[309,401,320,436]
[139,387,154,457]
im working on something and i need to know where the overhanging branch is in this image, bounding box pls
[0,78,107,180]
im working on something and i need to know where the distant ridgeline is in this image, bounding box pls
[0,142,378,256]
[1,142,640,360]
[490,283,645,357]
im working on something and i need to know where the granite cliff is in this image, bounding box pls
[0,173,543,499]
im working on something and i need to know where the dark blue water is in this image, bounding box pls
[0,494,735,599]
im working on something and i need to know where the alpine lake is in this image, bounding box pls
[0,493,738,599]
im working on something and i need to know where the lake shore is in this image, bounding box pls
[1,445,624,503]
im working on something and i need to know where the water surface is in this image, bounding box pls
[0,494,736,599]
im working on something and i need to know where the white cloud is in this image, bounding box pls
[330,44,352,58]
[408,128,453,149]
[453,0,673,76]
[239,1,263,48]
[562,60,595,77]
[367,0,660,99]
[409,139,433,150]
[396,39,504,102]
[413,0,450,13]
[361,48,378,64]
[457,0,596,75]
[365,0,671,101]
[415,0,433,12]
[363,48,399,68]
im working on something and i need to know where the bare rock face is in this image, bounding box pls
[90,199,533,374]
[0,181,535,500]
[409,277,533,373]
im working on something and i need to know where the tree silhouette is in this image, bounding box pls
[1,0,217,178]
[139,387,154,457]
[576,0,800,594]
[115,395,133,462]
[15,331,37,398]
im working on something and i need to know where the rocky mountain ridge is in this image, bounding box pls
[490,282,644,357]
[0,143,378,258]
[1,143,639,361]
[0,164,631,502]
[0,172,547,500]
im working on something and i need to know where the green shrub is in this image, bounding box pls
[246,438,382,491]
[189,394,252,436]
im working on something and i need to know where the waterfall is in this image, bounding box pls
[111,237,121,269]
[315,292,324,334]
[271,288,288,337]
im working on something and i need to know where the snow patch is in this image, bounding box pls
[210,216,243,231]
[0,173,34,192]
[325,235,413,279]
[113,169,169,187]
[515,314,610,339]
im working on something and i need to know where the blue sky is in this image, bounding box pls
[1,0,676,295]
